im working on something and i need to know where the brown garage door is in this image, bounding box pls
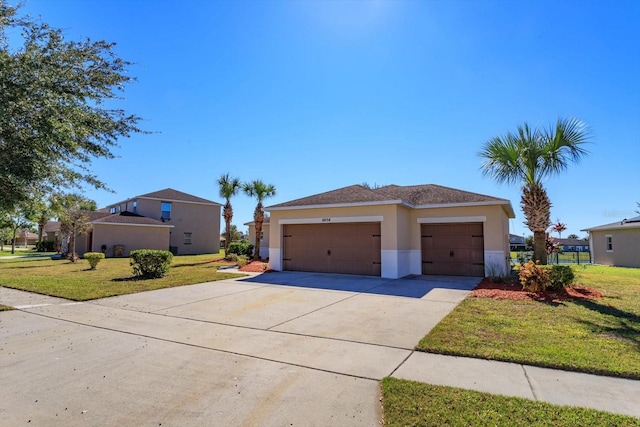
[283,223,381,276]
[421,223,484,276]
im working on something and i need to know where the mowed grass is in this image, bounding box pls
[0,253,245,301]
[417,265,640,379]
[382,378,640,427]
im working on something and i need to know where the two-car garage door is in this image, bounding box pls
[283,223,381,276]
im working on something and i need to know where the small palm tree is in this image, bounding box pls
[243,179,276,261]
[479,118,591,264]
[218,173,241,254]
[551,220,567,239]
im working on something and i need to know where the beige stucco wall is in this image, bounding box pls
[590,228,640,268]
[91,224,171,257]
[134,199,220,255]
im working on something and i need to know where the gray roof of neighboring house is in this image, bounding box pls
[136,188,221,205]
[582,216,640,232]
[244,217,271,226]
[555,238,589,246]
[267,184,515,217]
[44,221,61,233]
[92,211,171,226]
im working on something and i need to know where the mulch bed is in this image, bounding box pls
[239,261,275,273]
[471,277,604,302]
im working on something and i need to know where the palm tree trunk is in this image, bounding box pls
[253,203,264,261]
[223,202,233,253]
[533,231,547,264]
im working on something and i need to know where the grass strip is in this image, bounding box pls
[382,378,640,427]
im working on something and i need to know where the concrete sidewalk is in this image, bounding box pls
[392,352,640,418]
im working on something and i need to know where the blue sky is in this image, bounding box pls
[16,0,640,237]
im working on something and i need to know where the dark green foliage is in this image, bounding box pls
[547,265,575,290]
[129,249,173,278]
[227,240,253,258]
[36,241,55,251]
[0,4,145,211]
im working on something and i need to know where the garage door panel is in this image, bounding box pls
[283,223,381,276]
[421,223,484,277]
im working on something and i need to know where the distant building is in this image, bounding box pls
[509,234,526,251]
[582,216,640,268]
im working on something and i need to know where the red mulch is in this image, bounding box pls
[471,277,604,302]
[239,261,275,273]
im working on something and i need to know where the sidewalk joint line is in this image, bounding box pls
[521,365,539,400]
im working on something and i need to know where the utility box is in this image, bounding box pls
[113,245,125,257]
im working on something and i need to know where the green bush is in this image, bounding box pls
[129,249,173,278]
[236,255,248,267]
[225,253,238,262]
[518,260,550,292]
[227,240,253,258]
[547,265,575,290]
[84,252,105,270]
[36,241,55,252]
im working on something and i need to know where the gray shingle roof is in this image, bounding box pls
[267,184,510,209]
[137,188,220,205]
[92,211,170,226]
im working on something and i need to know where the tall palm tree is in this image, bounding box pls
[218,173,241,254]
[243,179,276,261]
[479,118,591,264]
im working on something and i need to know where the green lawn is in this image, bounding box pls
[0,248,56,257]
[417,265,640,379]
[382,378,640,427]
[0,253,245,301]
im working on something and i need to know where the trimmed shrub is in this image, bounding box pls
[518,260,550,292]
[225,253,238,262]
[236,255,248,268]
[84,252,105,270]
[130,249,173,278]
[547,265,575,290]
[36,241,55,252]
[227,240,253,258]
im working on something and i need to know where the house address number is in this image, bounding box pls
[322,218,331,222]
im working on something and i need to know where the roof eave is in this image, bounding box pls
[265,200,408,211]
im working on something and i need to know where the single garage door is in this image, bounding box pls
[421,223,484,276]
[283,223,381,276]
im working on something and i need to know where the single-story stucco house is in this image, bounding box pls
[582,216,640,268]
[264,184,515,279]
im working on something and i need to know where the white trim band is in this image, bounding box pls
[417,216,486,224]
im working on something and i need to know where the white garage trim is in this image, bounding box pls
[381,249,421,278]
[269,248,282,271]
[417,216,486,224]
[484,250,508,276]
[279,216,383,225]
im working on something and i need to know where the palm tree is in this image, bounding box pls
[243,179,276,261]
[218,173,241,254]
[479,118,591,264]
[551,220,567,239]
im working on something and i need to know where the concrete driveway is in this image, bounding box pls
[0,272,478,426]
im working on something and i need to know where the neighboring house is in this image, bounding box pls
[264,184,515,278]
[582,216,640,268]
[43,221,61,248]
[509,234,526,251]
[102,188,221,256]
[245,216,270,259]
[45,188,221,257]
[16,229,38,246]
[554,238,589,253]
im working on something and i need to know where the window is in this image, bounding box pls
[161,202,171,220]
[132,201,137,214]
[184,232,192,245]
[109,207,116,214]
[116,205,121,213]
[606,235,613,252]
